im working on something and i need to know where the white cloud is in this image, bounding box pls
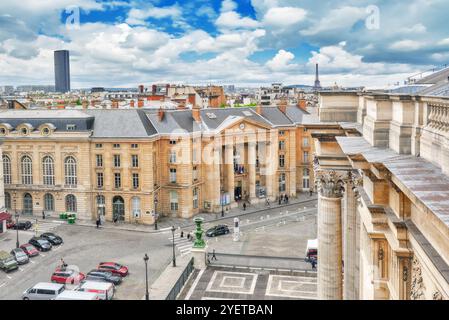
[126,5,181,25]
[221,0,238,12]
[263,7,307,27]
[390,39,425,51]
[216,11,260,29]
[438,38,449,46]
[266,49,297,71]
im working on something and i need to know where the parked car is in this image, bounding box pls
[96,262,129,277]
[10,248,29,265]
[10,221,33,230]
[76,281,114,300]
[86,270,122,285]
[22,282,65,300]
[51,267,85,285]
[28,237,52,251]
[20,243,39,257]
[54,290,99,300]
[206,225,230,237]
[40,232,63,245]
[0,250,19,272]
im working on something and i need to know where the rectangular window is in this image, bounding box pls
[170,191,178,211]
[193,188,199,209]
[279,130,285,136]
[303,137,309,147]
[303,177,310,189]
[114,155,121,168]
[279,140,285,150]
[279,154,285,168]
[169,168,177,183]
[132,173,139,189]
[114,173,121,189]
[96,155,103,167]
[95,143,103,148]
[113,144,120,149]
[132,155,139,168]
[193,166,198,181]
[169,140,177,145]
[279,173,286,192]
[169,151,176,164]
[131,144,138,149]
[97,172,104,188]
[66,124,76,131]
[303,151,309,163]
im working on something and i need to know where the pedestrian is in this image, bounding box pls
[311,258,317,270]
[96,218,100,229]
[278,196,282,205]
[60,258,67,270]
[243,202,247,211]
[309,189,313,197]
[265,198,270,206]
[181,231,184,238]
[42,210,45,220]
[212,249,217,261]
[285,195,289,204]
[187,233,190,240]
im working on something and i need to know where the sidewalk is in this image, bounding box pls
[34,192,317,234]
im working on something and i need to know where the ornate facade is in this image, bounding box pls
[313,91,449,300]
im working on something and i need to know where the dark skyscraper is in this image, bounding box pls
[54,50,71,93]
[314,63,321,90]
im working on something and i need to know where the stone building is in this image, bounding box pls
[0,104,315,224]
[313,91,449,300]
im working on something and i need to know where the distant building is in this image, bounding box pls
[0,86,14,94]
[54,50,71,93]
[91,87,105,93]
[16,85,55,93]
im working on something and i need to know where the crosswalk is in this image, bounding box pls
[169,233,193,256]
[21,220,64,236]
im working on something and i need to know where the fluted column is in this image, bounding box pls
[225,144,235,199]
[343,172,359,300]
[316,170,344,300]
[248,142,257,200]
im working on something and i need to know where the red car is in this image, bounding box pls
[51,267,86,285]
[20,243,39,257]
[97,262,129,277]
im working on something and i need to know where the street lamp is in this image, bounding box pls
[143,253,149,300]
[15,212,19,248]
[153,195,158,230]
[171,225,176,267]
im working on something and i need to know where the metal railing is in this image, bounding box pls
[166,257,194,300]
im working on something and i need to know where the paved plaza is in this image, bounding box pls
[180,266,317,300]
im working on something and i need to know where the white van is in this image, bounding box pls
[54,290,99,300]
[305,239,318,261]
[22,282,65,300]
[76,281,114,300]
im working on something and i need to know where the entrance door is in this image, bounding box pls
[234,186,242,201]
[112,196,125,222]
[23,193,33,215]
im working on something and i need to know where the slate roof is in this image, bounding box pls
[145,109,201,134]
[200,108,272,130]
[258,106,294,126]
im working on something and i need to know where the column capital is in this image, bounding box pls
[315,170,345,198]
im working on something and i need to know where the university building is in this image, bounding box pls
[0,103,315,225]
[313,91,449,300]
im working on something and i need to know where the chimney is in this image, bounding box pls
[90,100,95,107]
[137,99,144,108]
[166,84,170,94]
[130,100,135,108]
[152,85,157,95]
[277,98,287,114]
[192,105,201,123]
[255,104,262,115]
[158,107,165,121]
[297,98,307,111]
[138,85,144,94]
[112,101,119,109]
[82,100,88,109]
[177,103,186,110]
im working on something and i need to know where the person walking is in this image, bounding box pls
[265,198,270,206]
[96,218,100,229]
[311,257,317,270]
[278,196,282,205]
[243,202,247,211]
[42,210,45,220]
[285,195,289,204]
[181,231,184,238]
[211,249,217,261]
[309,189,313,197]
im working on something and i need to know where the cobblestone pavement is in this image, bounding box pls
[179,266,317,300]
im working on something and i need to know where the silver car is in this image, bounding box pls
[22,282,65,300]
[10,248,29,265]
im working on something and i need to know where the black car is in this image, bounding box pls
[12,221,32,230]
[206,225,230,237]
[40,233,63,245]
[28,237,52,251]
[85,270,122,285]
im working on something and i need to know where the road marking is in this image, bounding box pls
[29,260,35,264]
[40,254,46,257]
[19,267,24,272]
[6,275,12,279]
[0,283,6,288]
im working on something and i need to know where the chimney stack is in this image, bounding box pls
[137,99,144,108]
[138,85,144,94]
[130,100,135,108]
[255,104,262,115]
[158,107,165,121]
[152,85,157,95]
[192,105,201,123]
[277,98,287,114]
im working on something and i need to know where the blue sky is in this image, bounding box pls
[0,0,448,88]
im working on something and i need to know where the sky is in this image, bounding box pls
[0,0,448,89]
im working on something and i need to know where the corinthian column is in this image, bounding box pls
[343,171,360,300]
[225,144,235,199]
[248,142,257,200]
[316,170,344,300]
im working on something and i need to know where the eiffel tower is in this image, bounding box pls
[313,63,321,90]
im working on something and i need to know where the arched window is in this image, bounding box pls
[3,155,11,184]
[96,195,105,216]
[44,193,54,211]
[64,156,77,187]
[21,155,33,185]
[5,192,11,209]
[112,196,125,222]
[23,193,33,214]
[42,156,55,185]
[132,197,141,218]
[65,194,77,212]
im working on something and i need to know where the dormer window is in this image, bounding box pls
[0,123,12,136]
[39,123,55,136]
[21,127,29,135]
[0,128,6,136]
[66,124,76,131]
[42,127,50,136]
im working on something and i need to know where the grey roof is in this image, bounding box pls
[145,109,200,134]
[86,109,157,138]
[0,109,94,132]
[200,108,272,130]
[259,107,294,126]
[285,106,310,124]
